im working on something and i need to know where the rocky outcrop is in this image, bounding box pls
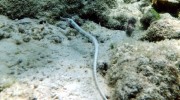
[140,8,160,29]
[0,0,117,27]
[108,41,180,100]
[141,14,180,42]
[0,0,145,31]
[152,0,180,17]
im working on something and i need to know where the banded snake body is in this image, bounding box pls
[61,18,107,100]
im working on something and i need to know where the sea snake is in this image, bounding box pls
[61,17,107,100]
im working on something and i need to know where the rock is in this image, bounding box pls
[23,36,31,42]
[0,32,4,39]
[0,22,5,28]
[0,76,15,92]
[16,18,34,25]
[97,62,109,76]
[108,41,180,100]
[108,1,142,30]
[124,0,139,3]
[0,31,11,40]
[140,8,160,29]
[0,0,117,29]
[0,0,39,19]
[31,26,45,40]
[175,60,180,70]
[152,0,180,17]
[114,78,143,100]
[18,27,25,33]
[141,15,180,42]
[126,17,137,36]
[48,35,62,44]
[56,21,68,30]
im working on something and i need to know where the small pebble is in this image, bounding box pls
[31,97,37,100]
[56,21,68,29]
[49,35,62,44]
[9,71,15,75]
[47,60,53,63]
[15,39,22,45]
[39,78,43,81]
[17,59,23,64]
[18,27,25,33]
[23,36,31,42]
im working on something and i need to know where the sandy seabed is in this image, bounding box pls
[0,16,180,100]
